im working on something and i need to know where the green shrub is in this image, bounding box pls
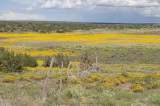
[0,47,38,73]
[0,48,23,73]
[65,90,73,99]
[43,53,70,68]
[19,53,38,67]
[43,56,51,67]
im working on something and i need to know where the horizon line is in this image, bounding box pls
[0,20,160,24]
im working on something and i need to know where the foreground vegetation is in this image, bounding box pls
[0,22,160,106]
[0,63,160,105]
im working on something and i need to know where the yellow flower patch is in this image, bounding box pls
[2,76,16,83]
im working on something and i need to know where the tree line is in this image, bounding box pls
[0,21,160,33]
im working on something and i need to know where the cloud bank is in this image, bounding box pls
[0,11,45,20]
[40,0,160,17]
[41,0,160,8]
[0,0,160,22]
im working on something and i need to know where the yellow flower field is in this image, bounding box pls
[1,32,160,56]
[1,33,160,45]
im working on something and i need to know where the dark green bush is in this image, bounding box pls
[0,47,38,73]
[43,53,70,68]
[0,48,23,73]
[19,53,38,67]
[43,56,51,67]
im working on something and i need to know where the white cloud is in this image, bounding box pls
[11,0,46,11]
[11,0,160,9]
[143,7,160,17]
[26,3,37,11]
[95,0,159,7]
[10,0,160,17]
[0,11,45,20]
[41,0,83,9]
[11,0,45,5]
[41,0,160,8]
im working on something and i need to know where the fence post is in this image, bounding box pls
[95,55,98,72]
[60,61,63,92]
[81,64,83,77]
[67,62,71,84]
[42,57,54,101]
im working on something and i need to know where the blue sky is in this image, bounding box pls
[0,0,160,23]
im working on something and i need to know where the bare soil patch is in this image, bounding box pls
[116,83,133,91]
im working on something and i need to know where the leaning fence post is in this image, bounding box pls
[42,57,54,101]
[95,55,98,72]
[67,62,71,84]
[60,61,63,92]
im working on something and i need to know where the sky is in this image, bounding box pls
[0,0,160,23]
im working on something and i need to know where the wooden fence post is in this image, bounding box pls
[67,62,71,84]
[42,57,54,101]
[81,64,83,77]
[60,61,63,92]
[95,56,98,72]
